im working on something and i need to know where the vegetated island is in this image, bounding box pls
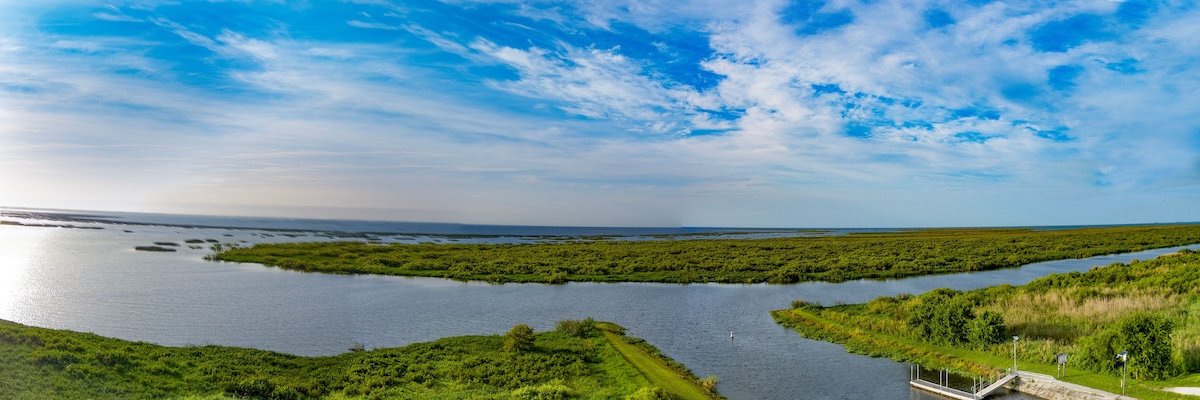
[0,318,721,400]
[213,224,1200,284]
[771,249,1200,400]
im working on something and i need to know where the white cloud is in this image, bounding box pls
[3,0,1200,227]
[468,38,715,133]
[93,12,142,22]
[347,20,399,30]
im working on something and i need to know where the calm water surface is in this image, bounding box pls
[1,215,1188,399]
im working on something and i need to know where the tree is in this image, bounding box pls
[931,298,975,345]
[967,311,1007,348]
[1118,313,1176,380]
[1078,313,1178,379]
[505,324,535,353]
[907,291,975,346]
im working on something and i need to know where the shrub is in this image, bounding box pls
[1078,313,1179,379]
[556,318,596,338]
[625,386,676,400]
[791,300,821,309]
[1078,325,1121,375]
[505,324,535,353]
[967,311,1007,348]
[908,295,975,346]
[224,378,300,400]
[545,271,568,284]
[1118,313,1177,380]
[700,374,719,391]
[512,381,573,400]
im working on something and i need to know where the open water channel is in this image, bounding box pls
[1,211,1189,399]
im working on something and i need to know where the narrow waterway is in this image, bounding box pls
[0,218,1186,399]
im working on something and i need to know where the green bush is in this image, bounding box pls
[556,318,597,338]
[505,324,536,353]
[626,386,677,400]
[967,311,1007,348]
[1118,313,1177,380]
[512,381,574,399]
[907,292,978,346]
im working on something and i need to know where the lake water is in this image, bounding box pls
[1,211,1186,399]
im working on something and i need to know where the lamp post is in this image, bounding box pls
[1012,336,1019,373]
[1117,351,1128,396]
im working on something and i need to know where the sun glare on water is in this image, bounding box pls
[0,224,55,320]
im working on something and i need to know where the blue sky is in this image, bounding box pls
[1,0,1199,227]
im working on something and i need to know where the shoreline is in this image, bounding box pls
[0,318,723,399]
[773,250,1200,400]
[213,225,1200,284]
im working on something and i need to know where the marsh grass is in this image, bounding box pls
[983,287,1182,341]
[1171,301,1200,372]
[216,224,1200,284]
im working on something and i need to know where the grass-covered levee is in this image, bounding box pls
[0,318,722,400]
[773,249,1200,399]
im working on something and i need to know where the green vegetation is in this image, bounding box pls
[595,322,719,400]
[504,324,535,353]
[773,249,1200,399]
[214,224,1200,284]
[0,318,721,400]
[134,246,176,252]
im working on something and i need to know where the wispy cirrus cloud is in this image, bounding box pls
[2,0,1199,227]
[467,38,728,134]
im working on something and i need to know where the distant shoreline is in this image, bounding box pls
[214,224,1200,284]
[0,207,818,239]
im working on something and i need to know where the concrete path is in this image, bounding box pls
[1163,387,1200,397]
[1016,371,1131,400]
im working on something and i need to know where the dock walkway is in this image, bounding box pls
[909,366,1018,400]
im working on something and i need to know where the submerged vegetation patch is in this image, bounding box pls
[133,246,176,252]
[0,318,721,400]
[214,225,1200,284]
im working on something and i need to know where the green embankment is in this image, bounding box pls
[215,224,1200,284]
[597,323,717,400]
[773,250,1200,400]
[0,318,720,400]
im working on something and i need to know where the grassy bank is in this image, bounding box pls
[0,318,721,400]
[596,323,719,400]
[214,224,1200,284]
[773,250,1200,399]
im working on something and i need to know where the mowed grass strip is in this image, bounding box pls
[597,324,714,400]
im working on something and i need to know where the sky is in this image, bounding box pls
[1,0,1199,228]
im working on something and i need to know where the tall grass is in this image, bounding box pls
[983,287,1181,341]
[1172,300,1200,372]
